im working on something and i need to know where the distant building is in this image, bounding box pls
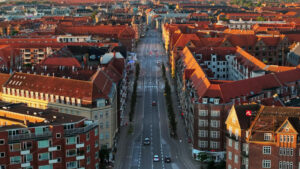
[226,105,300,169]
[0,101,100,169]
[175,46,300,161]
[287,42,300,66]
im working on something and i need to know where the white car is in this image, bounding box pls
[153,155,160,162]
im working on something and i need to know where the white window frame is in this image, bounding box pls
[262,160,271,168]
[263,146,271,155]
[264,133,272,141]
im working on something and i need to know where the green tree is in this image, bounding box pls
[198,152,208,162]
[99,145,110,164]
[207,160,216,169]
[256,16,266,21]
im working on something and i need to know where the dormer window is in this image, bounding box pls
[214,99,219,104]
[264,133,272,141]
[202,98,207,104]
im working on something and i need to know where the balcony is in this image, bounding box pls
[48,146,57,152]
[21,150,30,155]
[49,159,58,164]
[242,150,248,157]
[64,124,97,136]
[76,143,84,148]
[21,163,31,167]
[8,131,52,143]
[76,155,85,160]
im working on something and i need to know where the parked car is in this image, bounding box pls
[164,156,171,163]
[153,155,160,162]
[143,137,150,145]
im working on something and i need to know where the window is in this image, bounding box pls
[198,141,208,148]
[211,110,220,117]
[228,164,232,169]
[10,156,21,164]
[56,133,61,138]
[291,136,294,143]
[87,156,90,165]
[38,140,49,148]
[39,152,49,161]
[198,130,208,137]
[95,128,98,136]
[10,143,21,152]
[86,133,90,141]
[234,155,238,163]
[210,131,219,138]
[66,149,76,157]
[264,133,272,141]
[66,137,77,145]
[39,165,53,169]
[0,152,5,158]
[211,120,220,128]
[0,140,4,145]
[214,99,219,105]
[228,138,232,147]
[263,146,271,154]
[24,154,32,162]
[23,141,32,150]
[199,120,208,127]
[280,135,283,142]
[87,145,90,153]
[56,146,61,150]
[0,165,5,169]
[235,141,239,150]
[95,140,99,147]
[202,98,208,104]
[100,133,104,140]
[210,141,219,149]
[95,151,99,159]
[262,160,271,168]
[106,121,109,128]
[228,151,232,160]
[66,161,77,168]
[199,110,208,116]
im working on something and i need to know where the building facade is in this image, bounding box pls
[226,105,300,169]
[0,69,118,149]
[175,46,300,162]
[0,101,100,169]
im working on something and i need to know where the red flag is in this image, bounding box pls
[246,110,252,116]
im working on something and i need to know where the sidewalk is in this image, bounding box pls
[164,61,201,168]
[113,72,135,169]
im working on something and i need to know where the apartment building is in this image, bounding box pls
[175,46,300,162]
[0,101,100,169]
[226,105,300,169]
[0,68,118,149]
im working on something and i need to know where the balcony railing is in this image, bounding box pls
[64,123,97,136]
[8,131,52,143]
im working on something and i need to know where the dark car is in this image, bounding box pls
[164,157,171,163]
[152,101,156,106]
[144,137,150,145]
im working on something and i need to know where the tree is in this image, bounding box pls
[256,16,266,21]
[216,160,226,169]
[99,145,110,164]
[207,160,216,169]
[198,152,208,162]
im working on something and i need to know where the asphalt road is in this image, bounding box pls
[114,29,200,169]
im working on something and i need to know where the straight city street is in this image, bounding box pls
[114,29,200,169]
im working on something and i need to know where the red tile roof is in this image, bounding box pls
[182,47,211,98]
[235,47,267,71]
[3,68,117,104]
[40,57,81,68]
